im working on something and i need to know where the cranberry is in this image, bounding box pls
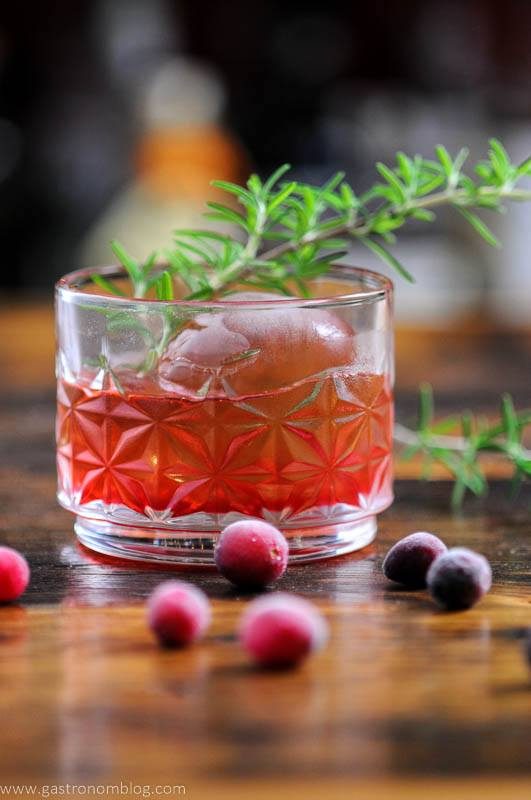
[239,593,328,668]
[147,581,211,647]
[427,547,492,610]
[382,532,448,588]
[0,546,30,603]
[215,520,289,588]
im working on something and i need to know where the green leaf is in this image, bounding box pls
[376,162,407,204]
[418,383,434,430]
[401,443,420,461]
[267,181,297,213]
[204,202,249,230]
[106,313,154,344]
[340,183,358,208]
[102,141,531,369]
[142,251,158,275]
[211,180,255,206]
[476,195,504,210]
[452,147,470,177]
[293,275,311,297]
[435,145,454,177]
[431,416,459,434]
[489,137,511,181]
[319,190,345,213]
[91,274,127,297]
[360,237,415,283]
[186,286,214,300]
[451,477,467,510]
[458,174,477,197]
[396,151,414,183]
[475,162,493,181]
[501,393,519,444]
[454,206,500,247]
[411,208,436,222]
[155,271,174,301]
[516,156,531,177]
[371,215,405,234]
[515,458,531,475]
[316,237,349,250]
[463,464,487,497]
[174,229,231,243]
[359,184,396,204]
[247,173,263,195]
[313,250,348,265]
[319,171,346,197]
[110,240,141,280]
[416,174,446,196]
[262,164,291,194]
[173,238,216,264]
[461,411,473,439]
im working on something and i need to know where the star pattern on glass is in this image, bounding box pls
[57,371,393,520]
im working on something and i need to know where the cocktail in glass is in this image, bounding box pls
[56,265,393,563]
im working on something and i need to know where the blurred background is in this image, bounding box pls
[0,0,529,325]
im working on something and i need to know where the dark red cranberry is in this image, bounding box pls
[427,547,492,610]
[383,532,447,588]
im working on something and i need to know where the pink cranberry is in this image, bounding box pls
[147,581,211,647]
[215,520,289,588]
[383,532,448,588]
[0,546,30,603]
[239,593,328,668]
[427,547,492,610]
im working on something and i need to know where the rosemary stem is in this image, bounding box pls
[393,423,468,451]
[394,422,531,459]
[213,185,531,293]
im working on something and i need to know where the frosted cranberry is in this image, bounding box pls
[215,520,289,588]
[147,581,211,647]
[0,546,30,603]
[239,593,328,668]
[427,547,492,610]
[382,532,448,588]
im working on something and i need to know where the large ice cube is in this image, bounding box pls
[158,292,354,397]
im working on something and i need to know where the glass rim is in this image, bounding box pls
[56,263,393,310]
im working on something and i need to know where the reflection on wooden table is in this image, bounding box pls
[0,302,529,798]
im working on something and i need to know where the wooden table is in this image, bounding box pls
[0,303,530,799]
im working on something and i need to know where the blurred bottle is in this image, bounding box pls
[80,56,248,266]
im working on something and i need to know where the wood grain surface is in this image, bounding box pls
[0,303,529,799]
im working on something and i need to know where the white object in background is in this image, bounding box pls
[347,235,483,326]
[142,57,225,128]
[484,125,531,327]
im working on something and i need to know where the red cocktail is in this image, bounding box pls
[56,266,393,562]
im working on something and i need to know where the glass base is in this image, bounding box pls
[74,514,377,565]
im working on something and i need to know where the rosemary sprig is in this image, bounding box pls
[89,140,531,507]
[100,138,531,299]
[396,384,531,509]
